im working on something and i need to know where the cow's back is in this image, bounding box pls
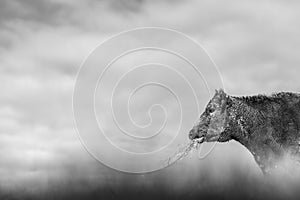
[271,92,300,152]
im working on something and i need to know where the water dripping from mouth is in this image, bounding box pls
[165,137,204,166]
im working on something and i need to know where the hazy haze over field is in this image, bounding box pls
[1,0,300,199]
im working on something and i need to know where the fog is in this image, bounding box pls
[1,0,300,199]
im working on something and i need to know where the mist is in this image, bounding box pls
[1,0,300,199]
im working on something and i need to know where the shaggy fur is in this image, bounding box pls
[189,89,300,174]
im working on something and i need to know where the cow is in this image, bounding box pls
[189,89,300,174]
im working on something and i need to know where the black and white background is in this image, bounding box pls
[1,0,300,199]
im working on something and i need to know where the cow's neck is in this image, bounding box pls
[226,96,263,149]
[223,95,284,174]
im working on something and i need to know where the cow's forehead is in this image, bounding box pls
[208,98,219,107]
[205,100,213,109]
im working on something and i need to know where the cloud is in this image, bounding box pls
[1,0,300,198]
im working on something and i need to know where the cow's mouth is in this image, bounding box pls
[193,136,205,144]
[189,129,206,144]
[190,129,219,143]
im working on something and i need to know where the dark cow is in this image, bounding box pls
[189,89,300,174]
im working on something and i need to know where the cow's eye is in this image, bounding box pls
[207,107,214,113]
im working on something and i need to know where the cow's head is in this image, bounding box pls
[189,89,230,143]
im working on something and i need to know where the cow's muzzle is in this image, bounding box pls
[189,127,206,141]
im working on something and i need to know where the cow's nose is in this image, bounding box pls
[189,129,197,140]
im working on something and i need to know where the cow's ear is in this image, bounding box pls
[212,89,221,105]
[219,89,228,112]
[215,88,225,95]
[212,89,220,102]
[217,88,227,98]
[218,88,225,95]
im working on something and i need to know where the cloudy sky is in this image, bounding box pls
[1,0,300,199]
